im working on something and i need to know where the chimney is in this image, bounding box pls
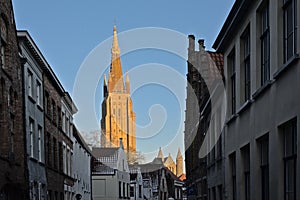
[198,39,205,50]
[188,35,195,52]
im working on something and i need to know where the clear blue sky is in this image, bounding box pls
[13,0,234,163]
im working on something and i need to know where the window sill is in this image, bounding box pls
[37,104,44,112]
[28,95,36,104]
[38,161,45,166]
[29,156,38,163]
[237,100,252,115]
[273,53,300,79]
[226,114,238,125]
[252,80,273,100]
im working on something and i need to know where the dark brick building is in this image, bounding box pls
[43,66,76,199]
[0,0,28,199]
[184,36,224,200]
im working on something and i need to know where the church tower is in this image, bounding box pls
[176,148,183,176]
[101,25,136,159]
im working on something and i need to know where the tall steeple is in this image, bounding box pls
[108,25,124,93]
[176,148,183,176]
[157,147,164,161]
[101,25,136,162]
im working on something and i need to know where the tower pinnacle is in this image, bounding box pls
[108,25,124,92]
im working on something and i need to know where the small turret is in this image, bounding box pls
[126,71,130,94]
[157,147,164,161]
[176,148,183,177]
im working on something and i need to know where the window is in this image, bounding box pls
[59,142,63,171]
[0,44,5,68]
[36,81,42,107]
[119,182,122,198]
[242,28,251,101]
[283,0,297,62]
[228,49,236,114]
[47,133,51,166]
[230,153,237,200]
[63,145,66,173]
[53,137,57,169]
[62,112,65,132]
[66,148,70,175]
[52,100,56,123]
[66,117,69,135]
[70,151,73,176]
[29,119,34,157]
[242,145,250,200]
[260,5,270,85]
[9,114,14,153]
[28,70,33,98]
[0,17,7,69]
[38,126,42,162]
[139,184,142,198]
[218,185,223,200]
[44,91,49,115]
[123,182,126,198]
[259,135,269,200]
[57,107,62,128]
[282,119,297,200]
[130,186,134,197]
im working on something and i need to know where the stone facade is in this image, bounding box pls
[18,30,47,200]
[212,0,300,199]
[101,26,136,159]
[0,0,28,199]
[156,147,184,177]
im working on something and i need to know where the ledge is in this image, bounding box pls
[226,114,238,125]
[252,80,273,100]
[28,95,36,104]
[273,54,299,79]
[37,104,44,112]
[29,156,38,163]
[237,100,252,115]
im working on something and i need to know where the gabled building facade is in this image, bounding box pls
[72,126,92,200]
[92,139,130,200]
[18,30,47,200]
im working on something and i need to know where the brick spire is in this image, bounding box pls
[108,25,124,93]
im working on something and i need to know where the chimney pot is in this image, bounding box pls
[198,39,205,50]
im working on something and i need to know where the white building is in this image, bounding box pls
[92,139,130,200]
[72,126,92,200]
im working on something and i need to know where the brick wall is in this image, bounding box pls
[0,0,28,199]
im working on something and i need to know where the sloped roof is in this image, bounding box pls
[208,51,224,77]
[92,162,115,175]
[92,147,119,158]
[152,157,164,165]
[131,162,164,174]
